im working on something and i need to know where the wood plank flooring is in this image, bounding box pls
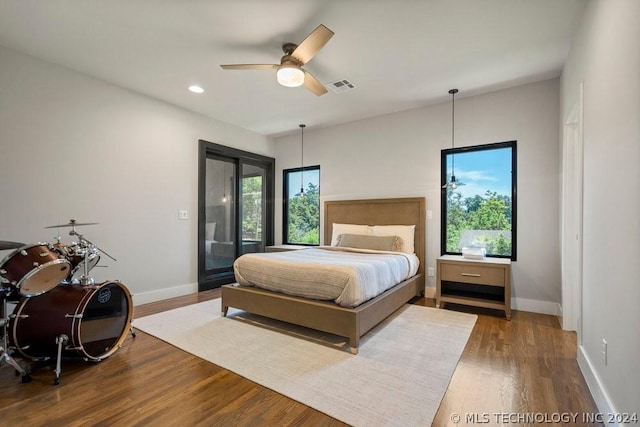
[0,289,599,426]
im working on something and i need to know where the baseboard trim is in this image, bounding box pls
[511,297,562,316]
[577,345,620,426]
[132,282,199,306]
[424,286,436,299]
[426,287,560,316]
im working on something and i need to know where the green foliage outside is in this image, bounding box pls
[287,182,320,244]
[241,176,263,241]
[446,189,512,256]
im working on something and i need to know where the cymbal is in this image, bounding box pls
[0,240,24,250]
[44,220,99,229]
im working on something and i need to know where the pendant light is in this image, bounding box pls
[443,88,464,189]
[299,124,306,197]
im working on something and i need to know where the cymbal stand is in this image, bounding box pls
[0,287,31,382]
[78,248,95,287]
[68,227,117,287]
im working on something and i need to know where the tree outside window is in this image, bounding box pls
[241,175,263,241]
[283,166,320,245]
[441,141,517,260]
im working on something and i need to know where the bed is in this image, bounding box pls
[221,197,426,354]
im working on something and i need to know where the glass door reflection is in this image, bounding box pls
[204,157,236,273]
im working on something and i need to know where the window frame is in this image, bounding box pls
[283,165,321,246]
[440,140,517,261]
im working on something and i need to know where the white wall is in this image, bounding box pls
[274,79,561,313]
[0,46,273,304]
[561,0,640,417]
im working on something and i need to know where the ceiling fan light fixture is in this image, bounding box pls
[277,65,305,87]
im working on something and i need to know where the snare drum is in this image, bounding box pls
[10,281,132,361]
[0,243,71,297]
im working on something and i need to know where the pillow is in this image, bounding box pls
[335,234,402,252]
[330,223,372,246]
[205,222,217,241]
[372,225,415,254]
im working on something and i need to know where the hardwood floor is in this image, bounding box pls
[0,289,599,426]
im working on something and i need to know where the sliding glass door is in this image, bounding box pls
[198,141,274,290]
[203,156,236,274]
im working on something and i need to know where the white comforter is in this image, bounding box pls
[233,247,419,307]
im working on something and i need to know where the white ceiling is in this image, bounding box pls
[0,0,586,137]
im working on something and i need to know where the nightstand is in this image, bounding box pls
[436,255,511,319]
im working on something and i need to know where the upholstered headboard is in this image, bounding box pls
[323,197,426,276]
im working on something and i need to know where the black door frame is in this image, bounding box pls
[198,140,275,290]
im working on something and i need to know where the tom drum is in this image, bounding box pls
[11,281,132,361]
[0,243,71,297]
[54,242,101,282]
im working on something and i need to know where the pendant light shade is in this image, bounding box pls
[443,88,464,189]
[299,124,306,196]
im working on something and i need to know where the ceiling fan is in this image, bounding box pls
[220,24,334,96]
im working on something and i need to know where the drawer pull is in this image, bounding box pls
[460,273,481,277]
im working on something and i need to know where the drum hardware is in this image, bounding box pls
[65,313,83,319]
[54,334,68,385]
[69,233,117,263]
[0,288,31,383]
[48,219,116,287]
[69,234,115,287]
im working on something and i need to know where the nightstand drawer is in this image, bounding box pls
[440,263,505,286]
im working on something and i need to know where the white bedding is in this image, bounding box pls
[233,247,419,307]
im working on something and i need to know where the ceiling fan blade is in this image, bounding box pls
[303,70,328,96]
[292,24,334,64]
[220,64,279,70]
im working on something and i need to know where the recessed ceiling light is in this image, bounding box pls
[188,85,204,94]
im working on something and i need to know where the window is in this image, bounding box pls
[283,166,320,245]
[441,141,517,260]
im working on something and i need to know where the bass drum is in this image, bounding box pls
[11,281,132,361]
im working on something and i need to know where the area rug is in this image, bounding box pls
[133,299,476,426]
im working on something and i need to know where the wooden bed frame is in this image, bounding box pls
[221,197,426,354]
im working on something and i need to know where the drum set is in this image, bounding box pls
[0,219,133,385]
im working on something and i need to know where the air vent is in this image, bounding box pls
[326,79,356,93]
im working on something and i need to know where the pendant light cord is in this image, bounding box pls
[450,89,457,173]
[449,89,458,179]
[300,124,306,195]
